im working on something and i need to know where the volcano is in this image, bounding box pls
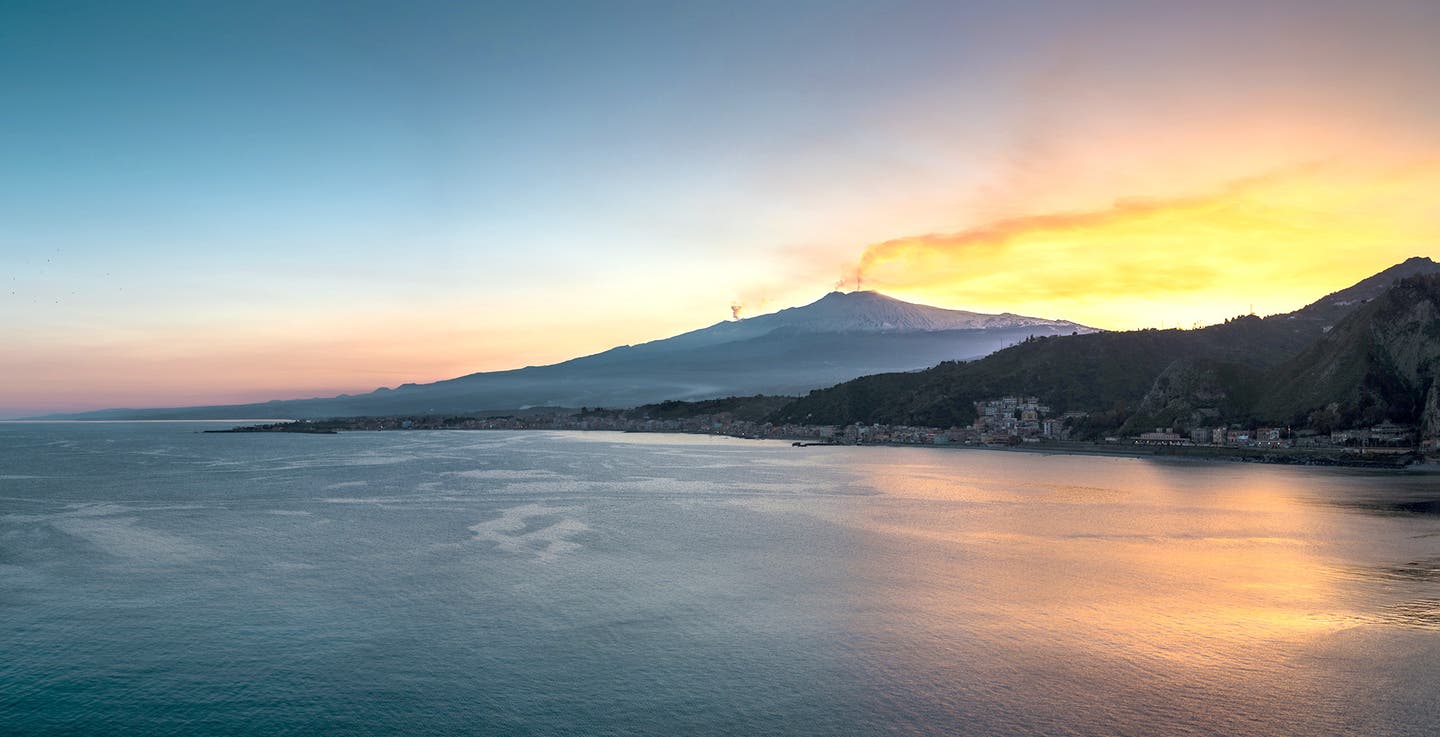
[45,292,1094,419]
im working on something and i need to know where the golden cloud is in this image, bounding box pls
[849,163,1440,329]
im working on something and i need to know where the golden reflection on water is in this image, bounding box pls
[822,448,1440,734]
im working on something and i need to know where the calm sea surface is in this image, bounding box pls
[2,423,1438,736]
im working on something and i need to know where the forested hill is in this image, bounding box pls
[769,314,1307,429]
[1259,274,1440,430]
[771,258,1440,434]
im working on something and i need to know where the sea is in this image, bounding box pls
[1,422,1438,736]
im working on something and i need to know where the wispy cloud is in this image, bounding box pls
[842,163,1440,329]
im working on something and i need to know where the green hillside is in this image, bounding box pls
[772,259,1440,437]
[772,314,1311,431]
[1258,274,1440,429]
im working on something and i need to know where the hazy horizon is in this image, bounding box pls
[7,260,1424,419]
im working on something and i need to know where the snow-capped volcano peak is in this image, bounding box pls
[639,290,1094,352]
[771,290,1082,333]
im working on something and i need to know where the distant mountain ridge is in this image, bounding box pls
[773,257,1440,436]
[43,292,1094,420]
[1291,256,1440,326]
[1259,272,1440,429]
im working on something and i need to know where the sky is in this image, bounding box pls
[2,0,1438,416]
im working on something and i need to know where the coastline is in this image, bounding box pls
[205,421,1430,471]
[926,439,1429,470]
[810,436,1427,470]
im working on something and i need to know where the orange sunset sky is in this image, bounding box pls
[2,1,1438,415]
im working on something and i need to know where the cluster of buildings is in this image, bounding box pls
[1134,422,1418,449]
[842,423,957,445]
[971,396,1085,441]
[1134,427,1290,447]
[1324,422,1416,447]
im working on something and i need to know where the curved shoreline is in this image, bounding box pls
[204,418,1430,471]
